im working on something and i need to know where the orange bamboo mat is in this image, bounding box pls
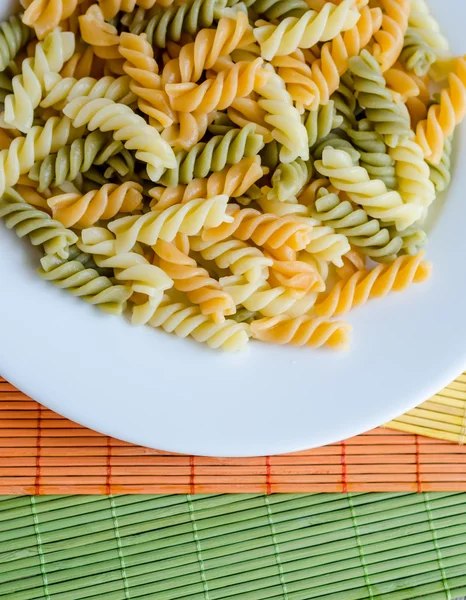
[3,376,466,495]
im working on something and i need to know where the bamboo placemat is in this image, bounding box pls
[1,492,466,599]
[3,375,466,494]
[386,373,466,444]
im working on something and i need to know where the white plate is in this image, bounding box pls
[1,0,465,456]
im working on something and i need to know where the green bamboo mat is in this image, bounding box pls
[1,493,466,599]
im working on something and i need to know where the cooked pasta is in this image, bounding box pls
[371,0,410,72]
[109,194,231,252]
[399,28,437,77]
[221,274,317,317]
[0,115,81,196]
[0,186,77,258]
[21,0,79,40]
[154,239,235,322]
[349,50,412,144]
[77,226,173,323]
[166,59,267,114]
[201,204,314,253]
[160,13,254,84]
[415,56,466,164]
[315,146,422,230]
[28,132,130,192]
[191,236,272,283]
[253,0,360,61]
[0,14,32,73]
[47,182,144,228]
[347,119,397,189]
[157,124,264,186]
[251,315,351,349]
[428,136,452,193]
[38,247,132,315]
[388,136,436,209]
[132,0,227,48]
[264,158,312,203]
[306,182,405,262]
[293,4,383,110]
[41,75,136,110]
[120,32,175,128]
[313,251,431,317]
[150,157,265,209]
[63,97,176,179]
[254,68,309,163]
[0,0,454,351]
[3,29,75,131]
[148,296,251,351]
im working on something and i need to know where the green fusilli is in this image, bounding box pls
[0,187,77,258]
[39,247,132,315]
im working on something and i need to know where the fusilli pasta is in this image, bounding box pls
[38,247,132,315]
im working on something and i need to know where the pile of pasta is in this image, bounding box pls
[0,0,463,351]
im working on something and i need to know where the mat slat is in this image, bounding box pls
[0,376,466,494]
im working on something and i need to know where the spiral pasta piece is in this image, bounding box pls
[330,73,357,129]
[78,5,123,74]
[191,236,272,282]
[109,194,231,252]
[120,32,175,129]
[28,132,129,192]
[0,115,81,197]
[347,119,396,189]
[408,0,449,59]
[228,97,274,142]
[267,255,325,293]
[306,183,404,262]
[349,50,411,144]
[371,0,409,72]
[63,97,176,179]
[157,124,264,186]
[415,56,466,165]
[399,28,436,77]
[41,75,136,111]
[160,13,254,85]
[251,0,309,20]
[251,314,351,349]
[99,0,176,20]
[153,239,236,322]
[47,182,143,228]
[253,0,360,61]
[4,30,75,132]
[254,68,309,163]
[21,0,79,40]
[428,136,452,193]
[148,296,250,350]
[166,58,267,114]
[202,203,314,253]
[388,136,436,209]
[0,186,77,258]
[221,274,317,317]
[285,4,382,111]
[150,156,265,210]
[271,51,316,111]
[315,146,423,230]
[38,247,132,315]
[133,0,228,49]
[265,158,312,203]
[313,251,431,317]
[77,227,173,323]
[384,64,422,104]
[0,14,32,73]
[303,101,343,148]
[60,45,103,79]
